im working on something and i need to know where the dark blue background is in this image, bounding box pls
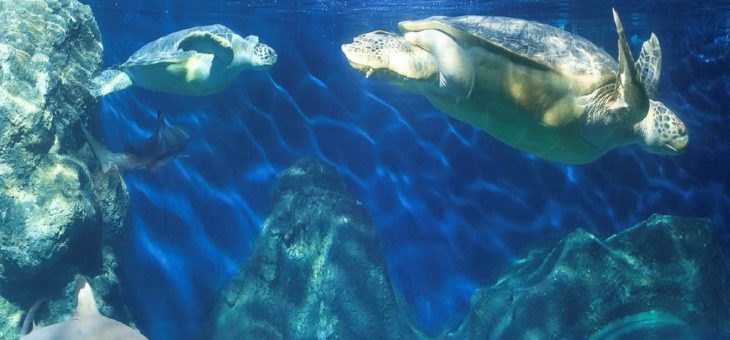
[83,1,729,338]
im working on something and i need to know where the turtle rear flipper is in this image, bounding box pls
[635,33,661,98]
[88,69,133,97]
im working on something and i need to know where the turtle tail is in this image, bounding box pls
[87,69,132,97]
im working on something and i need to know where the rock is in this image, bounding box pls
[0,0,130,337]
[208,158,730,339]
[0,0,104,279]
[453,215,730,339]
[209,158,419,339]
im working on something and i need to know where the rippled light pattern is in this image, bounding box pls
[87,1,730,338]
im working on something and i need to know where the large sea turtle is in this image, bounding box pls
[341,10,688,164]
[89,24,277,97]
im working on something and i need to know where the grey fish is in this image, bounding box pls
[84,111,191,172]
[20,277,148,340]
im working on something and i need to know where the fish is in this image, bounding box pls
[83,111,191,173]
[20,276,148,340]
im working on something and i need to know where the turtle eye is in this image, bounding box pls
[676,122,687,136]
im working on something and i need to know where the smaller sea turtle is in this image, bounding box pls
[89,24,277,97]
[342,10,688,164]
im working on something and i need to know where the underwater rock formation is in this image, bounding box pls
[209,158,730,339]
[0,0,130,337]
[453,215,730,339]
[209,158,419,339]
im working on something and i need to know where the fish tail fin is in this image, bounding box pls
[88,69,132,97]
[74,275,100,318]
[20,299,46,336]
[82,126,125,173]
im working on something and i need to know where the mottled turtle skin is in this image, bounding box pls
[342,11,688,164]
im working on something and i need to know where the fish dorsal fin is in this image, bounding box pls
[20,299,46,336]
[635,33,661,98]
[178,31,234,66]
[612,8,649,124]
[123,111,168,155]
[74,277,100,319]
[155,110,168,133]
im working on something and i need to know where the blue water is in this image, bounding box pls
[84,0,730,338]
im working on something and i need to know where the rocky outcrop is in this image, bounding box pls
[0,0,129,337]
[209,158,419,339]
[453,215,730,339]
[209,157,730,339]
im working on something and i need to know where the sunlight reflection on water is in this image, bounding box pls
[87,1,730,338]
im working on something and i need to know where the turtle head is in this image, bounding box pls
[341,30,438,91]
[251,42,277,68]
[234,35,277,69]
[636,100,688,155]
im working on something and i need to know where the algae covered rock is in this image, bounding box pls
[0,0,130,337]
[208,159,730,340]
[453,215,730,339]
[0,0,109,278]
[210,158,418,339]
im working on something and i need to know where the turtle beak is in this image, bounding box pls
[668,135,688,153]
[341,44,379,78]
[667,119,689,154]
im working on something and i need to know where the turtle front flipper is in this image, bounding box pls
[635,33,662,98]
[88,69,133,97]
[178,31,235,66]
[611,8,649,124]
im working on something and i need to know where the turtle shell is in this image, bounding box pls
[399,16,618,83]
[122,24,236,67]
